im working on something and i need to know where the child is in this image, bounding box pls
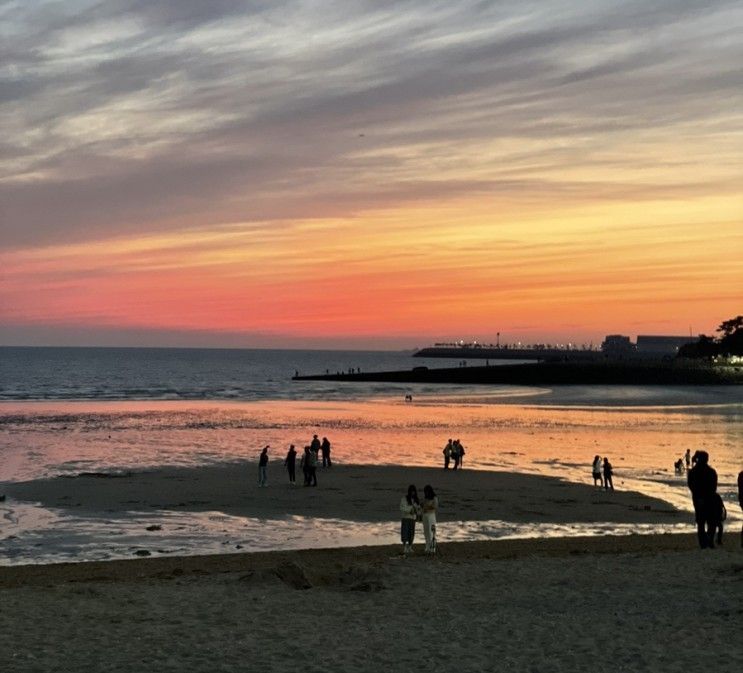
[711,493,726,546]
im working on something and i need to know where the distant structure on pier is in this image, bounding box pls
[636,335,697,355]
[416,333,699,362]
[601,334,697,357]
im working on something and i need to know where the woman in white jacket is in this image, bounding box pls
[421,485,439,554]
[399,485,420,556]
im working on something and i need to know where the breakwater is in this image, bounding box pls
[294,361,743,386]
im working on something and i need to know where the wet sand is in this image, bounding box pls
[5,463,683,525]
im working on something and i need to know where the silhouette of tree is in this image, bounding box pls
[678,335,719,360]
[717,315,743,355]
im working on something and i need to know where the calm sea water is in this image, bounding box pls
[0,346,479,401]
[1,347,741,564]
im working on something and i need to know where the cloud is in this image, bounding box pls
[1,0,742,249]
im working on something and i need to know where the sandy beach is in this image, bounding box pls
[5,463,683,525]
[2,443,740,671]
[2,535,742,673]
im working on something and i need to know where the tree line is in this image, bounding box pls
[678,316,743,359]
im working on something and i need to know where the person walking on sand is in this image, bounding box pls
[421,485,439,554]
[284,444,297,485]
[687,450,718,549]
[258,445,269,487]
[685,448,691,470]
[400,485,420,556]
[592,455,603,488]
[321,436,332,467]
[602,457,614,491]
[443,439,452,470]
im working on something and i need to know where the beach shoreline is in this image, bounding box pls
[1,463,703,567]
[0,532,701,587]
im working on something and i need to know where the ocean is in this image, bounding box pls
[1,347,741,564]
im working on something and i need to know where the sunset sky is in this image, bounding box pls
[1,0,741,348]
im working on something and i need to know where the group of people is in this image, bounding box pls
[674,448,693,474]
[399,484,439,555]
[256,435,333,487]
[591,455,614,490]
[442,439,466,470]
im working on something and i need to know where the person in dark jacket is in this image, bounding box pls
[321,437,332,467]
[738,470,743,548]
[603,457,614,491]
[257,445,269,487]
[284,444,297,485]
[687,450,718,548]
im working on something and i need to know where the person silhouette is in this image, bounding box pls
[592,455,603,487]
[738,470,743,548]
[687,451,718,549]
[257,445,269,487]
[443,439,452,470]
[452,440,461,470]
[301,446,312,486]
[321,437,332,467]
[421,485,439,554]
[284,444,297,485]
[602,457,614,491]
[310,434,321,459]
[399,485,420,556]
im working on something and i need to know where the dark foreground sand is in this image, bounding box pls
[5,463,682,525]
[1,536,742,673]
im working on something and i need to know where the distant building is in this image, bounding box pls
[601,335,634,358]
[636,335,697,356]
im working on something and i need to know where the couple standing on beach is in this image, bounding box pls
[400,484,438,556]
[591,455,614,490]
[687,450,728,549]
[443,439,465,470]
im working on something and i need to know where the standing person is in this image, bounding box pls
[310,434,321,459]
[451,440,460,470]
[257,445,269,487]
[301,446,312,486]
[602,457,614,491]
[592,455,603,488]
[443,439,452,470]
[421,485,439,554]
[321,437,332,467]
[399,485,420,556]
[711,493,726,546]
[685,449,691,470]
[687,450,718,549]
[738,470,743,548]
[458,440,466,468]
[284,444,297,485]
[307,445,318,487]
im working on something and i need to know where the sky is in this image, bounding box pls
[1,0,741,349]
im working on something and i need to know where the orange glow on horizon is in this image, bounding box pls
[2,191,741,346]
